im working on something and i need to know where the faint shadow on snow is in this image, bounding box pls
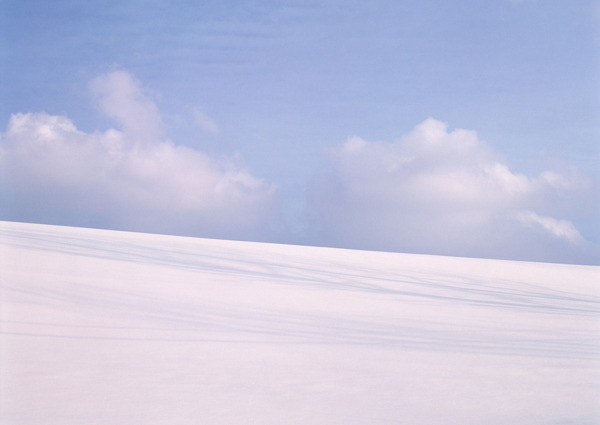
[2,221,599,360]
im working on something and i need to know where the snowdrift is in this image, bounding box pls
[1,220,599,424]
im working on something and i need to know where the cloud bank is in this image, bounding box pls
[0,71,275,240]
[0,70,596,264]
[309,118,597,264]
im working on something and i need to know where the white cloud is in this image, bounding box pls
[309,118,596,263]
[0,71,276,240]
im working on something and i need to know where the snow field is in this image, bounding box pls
[1,221,599,424]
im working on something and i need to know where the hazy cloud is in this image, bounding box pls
[309,118,597,264]
[516,211,583,243]
[0,71,276,240]
[90,70,164,144]
[193,108,220,135]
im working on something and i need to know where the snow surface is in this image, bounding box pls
[1,220,599,424]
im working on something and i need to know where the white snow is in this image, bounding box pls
[1,220,599,424]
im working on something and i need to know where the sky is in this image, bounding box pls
[1,0,599,264]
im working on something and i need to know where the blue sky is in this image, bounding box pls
[1,0,599,264]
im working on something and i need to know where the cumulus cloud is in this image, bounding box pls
[309,118,597,264]
[0,71,275,240]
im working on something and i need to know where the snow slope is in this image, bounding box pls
[1,220,599,424]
